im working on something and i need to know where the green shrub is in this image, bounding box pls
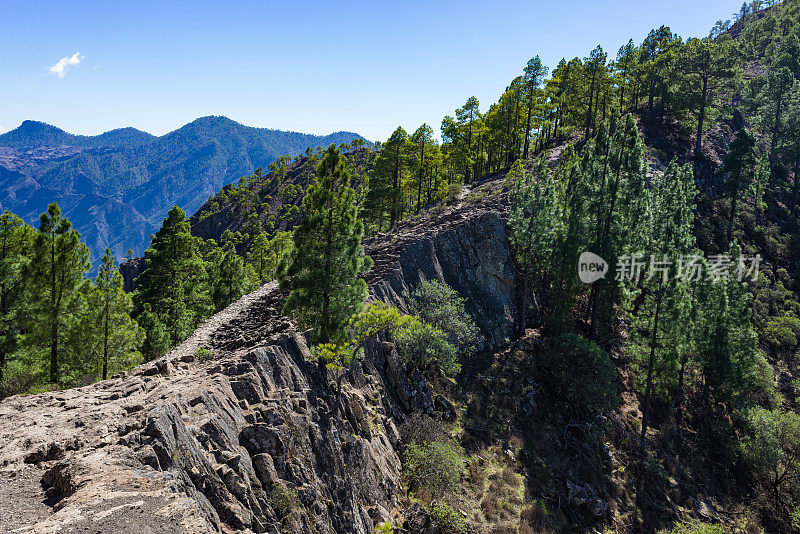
[445,183,463,204]
[669,522,726,534]
[404,440,465,496]
[761,316,800,353]
[428,502,468,534]
[193,347,215,361]
[375,521,393,533]
[268,482,299,519]
[408,280,482,358]
[541,333,617,414]
[396,321,460,376]
[740,407,800,481]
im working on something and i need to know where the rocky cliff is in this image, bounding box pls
[0,185,516,534]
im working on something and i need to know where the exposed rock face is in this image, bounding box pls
[0,191,515,533]
[367,210,516,353]
[119,256,146,293]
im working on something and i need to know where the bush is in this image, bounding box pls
[445,183,463,204]
[669,522,726,534]
[404,440,465,496]
[268,482,299,519]
[761,316,800,353]
[740,407,800,482]
[398,413,448,446]
[396,321,460,376]
[428,502,468,534]
[0,366,38,399]
[408,280,482,357]
[541,333,617,415]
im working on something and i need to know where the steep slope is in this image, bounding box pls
[0,118,365,268]
[0,193,516,533]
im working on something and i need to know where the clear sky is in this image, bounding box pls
[0,0,744,141]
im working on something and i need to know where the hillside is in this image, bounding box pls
[0,117,365,267]
[3,1,800,533]
[0,192,514,534]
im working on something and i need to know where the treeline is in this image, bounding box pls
[358,0,799,235]
[132,204,295,361]
[0,205,141,395]
[508,109,799,520]
[0,201,295,395]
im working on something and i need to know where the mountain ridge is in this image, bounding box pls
[0,116,366,269]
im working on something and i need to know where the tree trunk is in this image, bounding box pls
[694,74,708,160]
[49,233,58,385]
[728,179,740,243]
[771,87,784,157]
[523,92,533,160]
[103,292,109,380]
[639,286,664,461]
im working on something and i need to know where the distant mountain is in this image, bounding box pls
[0,117,365,271]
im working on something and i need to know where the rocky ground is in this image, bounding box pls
[0,180,517,534]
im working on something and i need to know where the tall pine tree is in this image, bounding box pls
[134,206,213,351]
[278,145,373,368]
[25,203,90,385]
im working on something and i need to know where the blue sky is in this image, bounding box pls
[0,0,744,141]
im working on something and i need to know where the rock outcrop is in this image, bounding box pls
[0,187,515,533]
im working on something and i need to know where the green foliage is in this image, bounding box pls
[193,347,214,361]
[404,439,465,496]
[408,280,481,358]
[279,145,373,354]
[396,321,460,377]
[134,206,213,355]
[24,202,91,385]
[84,249,144,380]
[375,521,393,533]
[427,502,468,534]
[248,231,292,285]
[761,316,800,353]
[0,211,33,385]
[0,205,145,391]
[268,482,299,519]
[208,240,254,312]
[542,333,618,415]
[668,522,727,534]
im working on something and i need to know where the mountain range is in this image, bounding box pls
[0,116,365,269]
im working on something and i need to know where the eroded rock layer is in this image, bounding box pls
[0,193,515,534]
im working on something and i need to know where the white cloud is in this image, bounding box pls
[0,124,6,134]
[48,52,84,78]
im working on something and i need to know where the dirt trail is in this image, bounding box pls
[159,280,280,363]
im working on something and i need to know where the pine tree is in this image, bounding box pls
[248,231,292,285]
[455,96,481,182]
[507,158,564,333]
[279,145,373,368]
[0,212,33,383]
[584,46,608,138]
[370,127,409,229]
[410,124,435,212]
[211,241,252,311]
[722,128,757,242]
[694,243,761,405]
[134,206,213,351]
[92,249,143,380]
[25,203,91,385]
[628,162,697,457]
[522,56,548,159]
[680,36,738,160]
